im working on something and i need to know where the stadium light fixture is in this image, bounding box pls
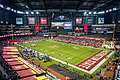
[106,10,108,13]
[113,8,117,11]
[11,9,14,11]
[6,22,8,24]
[36,12,39,14]
[26,11,29,14]
[31,12,34,14]
[13,10,17,13]
[6,7,11,10]
[84,12,87,15]
[98,11,105,14]
[109,9,112,12]
[0,21,3,23]
[118,21,120,23]
[93,12,96,14]
[84,12,87,14]
[0,4,4,8]
[17,11,24,14]
[89,12,92,14]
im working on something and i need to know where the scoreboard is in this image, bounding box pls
[51,21,73,30]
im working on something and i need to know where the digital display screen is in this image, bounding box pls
[76,18,82,24]
[51,22,64,29]
[98,18,104,24]
[87,18,93,24]
[51,22,72,30]
[28,17,35,24]
[40,17,47,25]
[64,22,72,29]
[16,18,23,24]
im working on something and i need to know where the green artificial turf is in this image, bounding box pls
[17,40,115,80]
[21,40,100,65]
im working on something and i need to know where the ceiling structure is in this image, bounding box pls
[0,0,120,12]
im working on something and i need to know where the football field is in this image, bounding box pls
[21,40,101,65]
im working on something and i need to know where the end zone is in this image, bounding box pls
[76,50,115,74]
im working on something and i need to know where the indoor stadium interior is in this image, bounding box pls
[0,0,120,80]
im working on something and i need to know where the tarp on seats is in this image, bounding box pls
[20,76,37,80]
[2,52,20,55]
[7,61,23,66]
[16,69,34,78]
[5,58,17,62]
[11,65,29,71]
[3,55,18,59]
[18,57,44,74]
[3,47,18,52]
